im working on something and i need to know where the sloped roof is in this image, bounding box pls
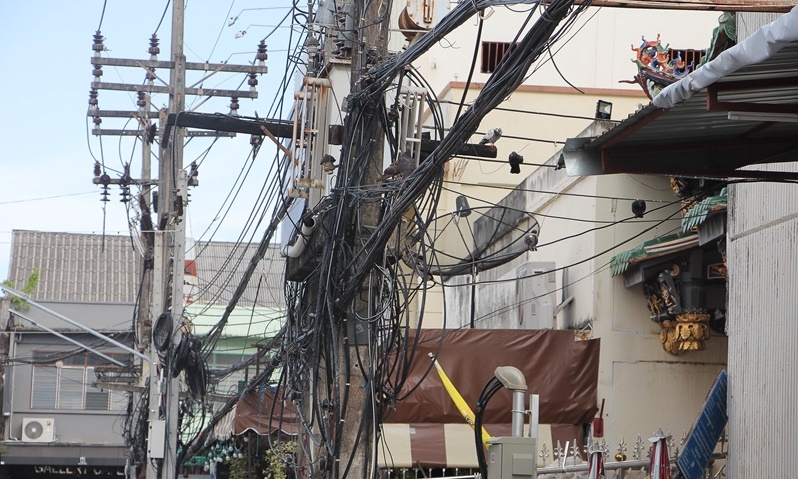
[610,232,699,277]
[191,240,285,308]
[7,230,285,308]
[681,187,728,232]
[562,7,798,180]
[8,230,141,303]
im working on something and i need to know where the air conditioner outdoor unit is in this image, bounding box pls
[21,417,55,442]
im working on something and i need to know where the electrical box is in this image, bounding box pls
[148,419,166,459]
[516,262,556,329]
[487,436,537,479]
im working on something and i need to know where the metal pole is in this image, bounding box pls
[529,394,539,439]
[511,390,525,438]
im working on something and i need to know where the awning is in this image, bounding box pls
[384,329,600,426]
[378,422,583,468]
[378,329,599,468]
[223,329,599,468]
[562,6,798,180]
[229,387,300,437]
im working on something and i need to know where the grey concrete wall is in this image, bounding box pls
[12,301,134,333]
[5,331,129,445]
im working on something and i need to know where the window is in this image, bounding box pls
[209,352,248,397]
[481,42,513,74]
[668,48,705,69]
[30,351,128,411]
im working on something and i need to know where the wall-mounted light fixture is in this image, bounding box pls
[595,100,613,120]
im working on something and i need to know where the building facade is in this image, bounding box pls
[1,230,286,478]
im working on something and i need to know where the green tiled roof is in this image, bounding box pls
[611,188,727,277]
[610,232,693,276]
[681,187,728,233]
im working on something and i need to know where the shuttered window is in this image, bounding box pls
[31,367,57,409]
[59,368,85,409]
[481,42,513,74]
[30,352,128,411]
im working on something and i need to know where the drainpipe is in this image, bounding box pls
[282,216,317,258]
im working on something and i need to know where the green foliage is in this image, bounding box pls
[262,441,297,479]
[2,268,40,312]
[229,455,255,479]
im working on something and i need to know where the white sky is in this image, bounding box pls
[0,1,298,279]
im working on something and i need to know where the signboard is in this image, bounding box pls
[677,369,728,479]
[11,465,125,478]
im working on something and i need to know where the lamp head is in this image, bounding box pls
[595,100,613,120]
[494,366,527,391]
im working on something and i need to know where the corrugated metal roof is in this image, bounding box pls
[7,230,285,308]
[190,240,285,308]
[8,230,141,303]
[567,42,798,177]
[592,44,798,145]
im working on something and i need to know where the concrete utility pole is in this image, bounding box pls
[146,1,186,477]
[88,7,265,479]
[338,2,390,478]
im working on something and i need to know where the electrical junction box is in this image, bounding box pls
[148,420,166,459]
[487,436,537,479]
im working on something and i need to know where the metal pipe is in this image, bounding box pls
[10,310,125,367]
[282,216,317,258]
[0,284,151,364]
[528,394,539,439]
[511,390,525,437]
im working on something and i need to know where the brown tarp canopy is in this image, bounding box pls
[234,387,299,436]
[385,329,600,425]
[232,329,599,467]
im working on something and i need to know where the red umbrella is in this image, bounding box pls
[587,443,605,479]
[649,429,672,479]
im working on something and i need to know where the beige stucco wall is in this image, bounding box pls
[591,174,728,442]
[413,6,721,93]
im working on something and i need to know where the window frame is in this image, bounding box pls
[30,351,128,411]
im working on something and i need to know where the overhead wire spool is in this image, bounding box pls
[153,312,172,353]
[172,334,191,378]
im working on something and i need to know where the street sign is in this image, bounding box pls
[677,370,728,479]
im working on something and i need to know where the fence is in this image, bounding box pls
[382,431,727,479]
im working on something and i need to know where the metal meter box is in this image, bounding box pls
[487,436,537,479]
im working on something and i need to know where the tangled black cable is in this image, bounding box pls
[475,377,504,479]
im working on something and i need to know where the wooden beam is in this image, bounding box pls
[576,0,794,12]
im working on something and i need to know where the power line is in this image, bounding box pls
[0,191,97,205]
[443,178,677,202]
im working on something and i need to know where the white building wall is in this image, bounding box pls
[727,160,798,479]
[414,5,720,336]
[415,6,721,93]
[443,139,730,444]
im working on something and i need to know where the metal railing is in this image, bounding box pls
[381,431,728,479]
